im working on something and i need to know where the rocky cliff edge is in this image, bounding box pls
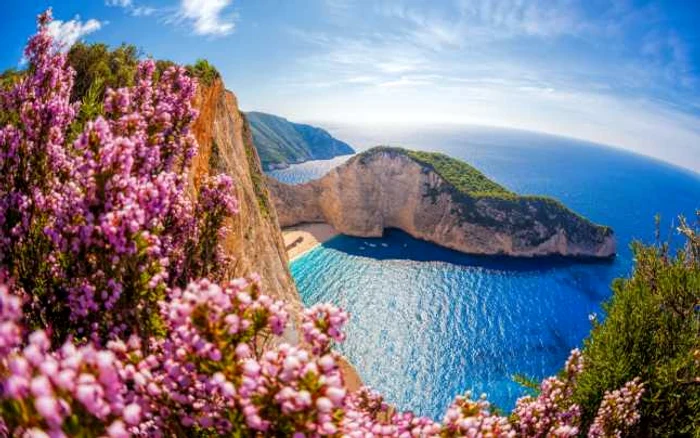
[189,79,301,320]
[268,147,616,258]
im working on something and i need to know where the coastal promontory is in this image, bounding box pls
[246,111,355,170]
[267,147,616,258]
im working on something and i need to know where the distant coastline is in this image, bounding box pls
[264,153,354,172]
[246,111,355,170]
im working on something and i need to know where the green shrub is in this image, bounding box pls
[0,68,23,90]
[67,42,140,102]
[186,58,221,86]
[573,213,700,436]
[405,149,513,197]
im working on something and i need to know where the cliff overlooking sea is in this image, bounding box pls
[269,147,615,258]
[279,131,700,419]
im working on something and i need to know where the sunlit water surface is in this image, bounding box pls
[268,126,700,419]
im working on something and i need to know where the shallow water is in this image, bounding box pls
[271,126,700,419]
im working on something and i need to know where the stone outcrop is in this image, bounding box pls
[188,79,301,319]
[268,148,616,258]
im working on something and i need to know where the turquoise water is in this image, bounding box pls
[271,126,700,419]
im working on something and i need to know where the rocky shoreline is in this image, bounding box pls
[268,147,616,259]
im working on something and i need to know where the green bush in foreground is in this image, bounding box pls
[574,213,700,437]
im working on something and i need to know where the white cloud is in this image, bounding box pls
[269,75,700,172]
[106,0,156,17]
[276,1,700,171]
[106,0,132,7]
[641,30,696,89]
[176,0,238,36]
[131,6,156,17]
[47,17,104,49]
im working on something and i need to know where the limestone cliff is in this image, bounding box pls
[188,79,301,318]
[268,147,616,258]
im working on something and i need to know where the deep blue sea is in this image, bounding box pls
[268,125,700,420]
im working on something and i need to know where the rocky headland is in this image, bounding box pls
[246,111,355,170]
[268,147,616,258]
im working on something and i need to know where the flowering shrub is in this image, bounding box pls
[0,10,235,344]
[511,349,583,437]
[0,10,647,437]
[587,378,644,438]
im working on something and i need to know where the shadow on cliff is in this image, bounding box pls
[319,228,615,274]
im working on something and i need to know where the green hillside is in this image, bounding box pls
[355,146,513,197]
[246,111,354,169]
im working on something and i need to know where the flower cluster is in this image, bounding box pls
[0,279,344,436]
[0,285,22,356]
[512,349,584,437]
[0,287,134,437]
[342,386,441,436]
[302,303,349,355]
[587,378,644,438]
[0,9,236,343]
[442,393,514,437]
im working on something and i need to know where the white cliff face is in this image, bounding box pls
[268,150,616,258]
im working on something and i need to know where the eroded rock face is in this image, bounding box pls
[268,149,616,258]
[189,79,301,318]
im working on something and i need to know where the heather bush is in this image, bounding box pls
[0,9,237,344]
[0,10,650,437]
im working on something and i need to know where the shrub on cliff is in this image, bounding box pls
[67,42,140,104]
[186,59,221,86]
[574,213,700,436]
[66,42,219,108]
[0,11,647,437]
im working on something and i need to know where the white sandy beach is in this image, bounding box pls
[282,223,340,261]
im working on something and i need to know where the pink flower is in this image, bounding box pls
[30,376,53,397]
[34,396,64,427]
[122,403,141,425]
[106,420,129,438]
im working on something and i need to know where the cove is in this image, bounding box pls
[277,126,700,419]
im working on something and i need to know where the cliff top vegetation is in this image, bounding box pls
[356,146,612,236]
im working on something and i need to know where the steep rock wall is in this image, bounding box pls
[268,149,616,258]
[189,79,301,318]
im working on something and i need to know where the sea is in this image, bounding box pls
[267,125,700,420]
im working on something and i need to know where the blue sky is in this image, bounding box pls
[1,0,700,172]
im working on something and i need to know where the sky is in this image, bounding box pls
[1,0,700,172]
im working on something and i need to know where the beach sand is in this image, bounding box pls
[283,223,340,261]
